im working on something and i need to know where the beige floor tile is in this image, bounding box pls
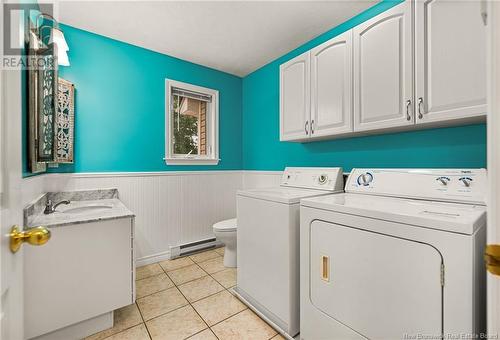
[86,304,143,340]
[136,273,174,298]
[178,275,224,302]
[211,309,277,340]
[192,290,246,326]
[137,287,188,321]
[211,268,236,288]
[146,305,206,340]
[105,323,150,340]
[168,264,207,285]
[271,334,286,340]
[187,329,218,340]
[159,256,195,272]
[189,250,221,263]
[197,256,226,274]
[136,263,164,280]
[214,247,225,256]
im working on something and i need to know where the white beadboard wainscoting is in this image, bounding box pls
[242,170,282,188]
[23,171,283,266]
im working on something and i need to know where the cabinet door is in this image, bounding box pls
[280,51,310,141]
[353,2,413,132]
[415,0,486,124]
[310,31,353,137]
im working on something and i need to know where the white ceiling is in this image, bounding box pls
[57,1,377,77]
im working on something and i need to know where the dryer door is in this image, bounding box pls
[309,220,443,339]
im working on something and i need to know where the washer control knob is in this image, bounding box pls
[459,177,472,187]
[436,177,450,186]
[357,172,373,186]
[318,174,328,185]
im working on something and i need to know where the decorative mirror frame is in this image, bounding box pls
[27,23,58,173]
[55,78,74,163]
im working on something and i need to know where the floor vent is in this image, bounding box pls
[169,237,221,259]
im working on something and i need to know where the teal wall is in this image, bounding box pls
[242,0,487,171]
[56,24,242,172]
[47,0,486,174]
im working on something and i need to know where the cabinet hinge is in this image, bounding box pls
[440,263,445,287]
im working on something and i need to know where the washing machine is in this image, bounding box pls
[300,168,487,340]
[235,167,344,338]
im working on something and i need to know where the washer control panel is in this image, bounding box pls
[346,168,487,205]
[281,167,344,192]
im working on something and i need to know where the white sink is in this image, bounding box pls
[61,205,113,214]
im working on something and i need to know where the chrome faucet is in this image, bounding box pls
[44,199,70,214]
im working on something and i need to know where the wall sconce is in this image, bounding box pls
[33,13,70,66]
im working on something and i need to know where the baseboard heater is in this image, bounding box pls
[169,237,221,259]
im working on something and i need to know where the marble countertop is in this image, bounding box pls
[28,198,135,228]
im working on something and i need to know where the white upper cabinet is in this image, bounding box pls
[280,51,310,141]
[415,0,486,124]
[278,0,486,142]
[353,1,413,132]
[310,31,353,137]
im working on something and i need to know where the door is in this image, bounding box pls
[415,0,486,124]
[353,1,413,132]
[1,55,25,338]
[280,51,310,141]
[486,1,500,337]
[310,30,353,137]
[310,221,443,339]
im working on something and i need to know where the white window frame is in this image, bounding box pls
[165,79,219,165]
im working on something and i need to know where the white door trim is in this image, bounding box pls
[487,0,500,336]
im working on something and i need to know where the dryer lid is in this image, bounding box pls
[301,193,486,235]
[237,187,341,204]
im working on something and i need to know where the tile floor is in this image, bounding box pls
[86,247,284,340]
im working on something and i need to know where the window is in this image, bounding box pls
[165,79,219,165]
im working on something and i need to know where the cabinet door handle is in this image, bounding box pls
[311,120,315,134]
[418,97,424,119]
[305,121,309,135]
[405,100,412,121]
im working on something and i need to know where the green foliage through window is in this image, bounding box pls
[172,95,200,155]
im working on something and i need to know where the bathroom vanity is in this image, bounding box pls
[23,189,135,340]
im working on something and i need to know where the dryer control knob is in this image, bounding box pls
[459,177,472,187]
[357,172,373,186]
[436,177,450,186]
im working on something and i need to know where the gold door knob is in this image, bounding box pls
[10,225,51,253]
[485,244,500,276]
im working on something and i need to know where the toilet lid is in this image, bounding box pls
[213,218,237,232]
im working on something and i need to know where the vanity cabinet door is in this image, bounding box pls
[415,0,486,124]
[280,51,311,141]
[310,30,353,138]
[353,1,414,132]
[24,218,134,339]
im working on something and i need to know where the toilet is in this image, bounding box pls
[213,218,237,268]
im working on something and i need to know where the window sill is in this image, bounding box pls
[164,158,220,165]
